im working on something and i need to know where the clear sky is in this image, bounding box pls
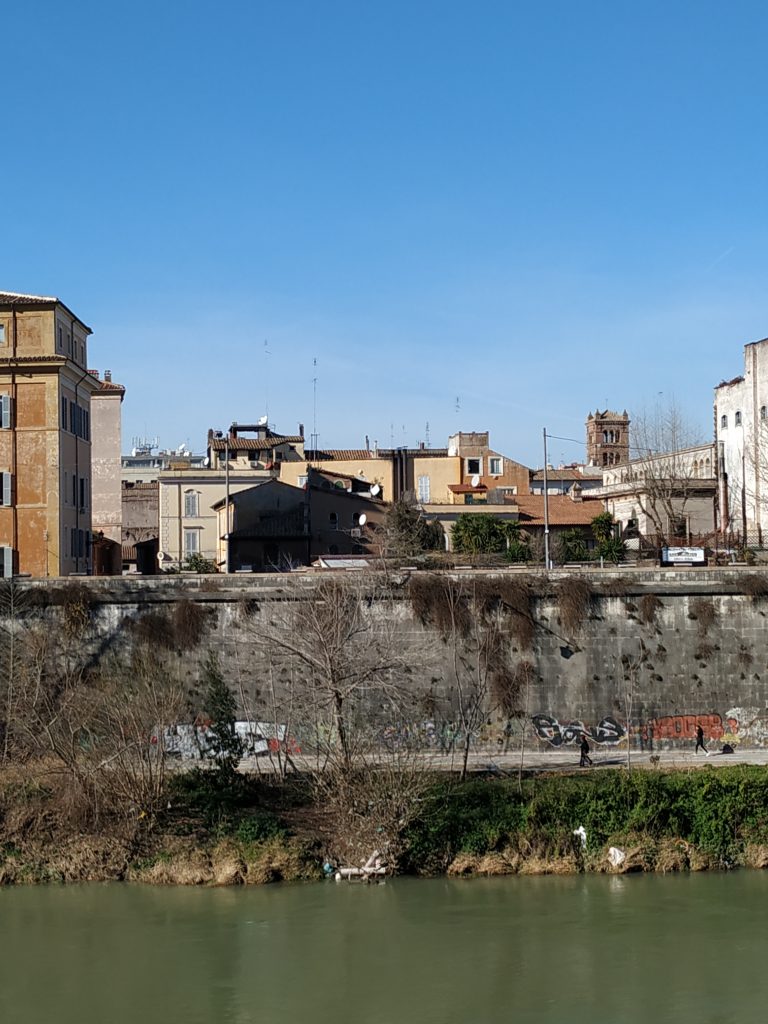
[3,1,768,466]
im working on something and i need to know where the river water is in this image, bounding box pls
[1,872,765,1024]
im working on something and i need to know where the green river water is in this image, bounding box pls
[1,872,766,1024]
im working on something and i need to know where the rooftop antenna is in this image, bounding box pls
[264,340,271,424]
[425,421,430,448]
[390,422,394,447]
[311,357,318,458]
[455,395,460,415]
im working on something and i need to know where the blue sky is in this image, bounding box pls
[3,1,768,465]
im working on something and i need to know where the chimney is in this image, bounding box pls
[365,434,370,451]
[104,370,112,382]
[569,482,583,502]
[87,369,99,379]
[419,441,425,450]
[298,423,304,438]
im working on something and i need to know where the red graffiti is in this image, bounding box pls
[646,714,723,742]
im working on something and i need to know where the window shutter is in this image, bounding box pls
[0,395,10,429]
[1,472,11,507]
[1,546,12,577]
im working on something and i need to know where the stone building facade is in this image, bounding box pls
[0,291,99,576]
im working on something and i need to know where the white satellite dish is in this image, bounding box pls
[203,456,210,467]
[358,513,367,526]
[370,484,381,497]
[470,474,480,488]
[258,415,268,426]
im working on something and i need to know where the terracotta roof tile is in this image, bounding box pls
[515,494,603,527]
[209,436,304,451]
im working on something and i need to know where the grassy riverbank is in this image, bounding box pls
[3,765,768,884]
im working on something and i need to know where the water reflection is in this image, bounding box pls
[1,874,767,1024]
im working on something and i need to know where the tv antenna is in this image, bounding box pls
[425,421,430,448]
[311,357,319,457]
[455,395,460,415]
[264,340,271,422]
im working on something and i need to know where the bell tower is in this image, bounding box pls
[586,410,630,468]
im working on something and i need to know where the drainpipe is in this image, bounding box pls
[10,309,17,575]
[72,359,91,575]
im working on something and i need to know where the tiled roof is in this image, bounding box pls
[515,494,603,527]
[448,483,487,493]
[0,291,58,304]
[305,449,374,461]
[0,291,91,332]
[209,436,304,451]
[531,469,588,481]
[305,448,451,462]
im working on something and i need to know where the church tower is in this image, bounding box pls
[586,410,630,468]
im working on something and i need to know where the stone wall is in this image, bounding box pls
[15,567,768,755]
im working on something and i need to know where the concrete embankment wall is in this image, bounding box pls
[17,568,768,754]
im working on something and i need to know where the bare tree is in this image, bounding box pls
[617,399,709,548]
[249,575,408,773]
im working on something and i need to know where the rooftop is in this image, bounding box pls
[0,290,92,332]
[515,494,603,527]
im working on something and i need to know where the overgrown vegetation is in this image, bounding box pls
[402,768,768,875]
[555,577,594,634]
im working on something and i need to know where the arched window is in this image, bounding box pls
[603,431,608,444]
[735,411,742,427]
[761,406,767,421]
[721,414,728,429]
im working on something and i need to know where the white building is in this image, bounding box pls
[715,337,768,545]
[598,443,716,548]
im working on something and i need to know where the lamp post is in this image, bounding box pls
[542,427,551,570]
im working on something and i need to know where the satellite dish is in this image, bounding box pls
[358,513,367,527]
[370,484,381,497]
[471,474,480,488]
[203,456,210,467]
[258,415,268,426]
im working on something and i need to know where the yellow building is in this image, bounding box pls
[279,433,529,507]
[0,291,100,577]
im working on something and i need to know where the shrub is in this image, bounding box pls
[556,577,594,634]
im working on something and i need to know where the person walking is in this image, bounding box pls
[695,724,709,756]
[579,733,593,767]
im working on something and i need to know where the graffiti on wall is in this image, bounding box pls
[532,714,626,747]
[642,713,723,743]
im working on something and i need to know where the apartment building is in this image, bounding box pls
[0,291,99,576]
[90,370,125,575]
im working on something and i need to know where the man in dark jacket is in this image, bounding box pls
[579,733,593,767]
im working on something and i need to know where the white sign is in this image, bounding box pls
[662,546,706,565]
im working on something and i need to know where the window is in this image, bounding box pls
[489,457,502,475]
[57,326,63,351]
[329,512,339,530]
[297,475,308,487]
[761,407,767,421]
[0,394,10,429]
[72,474,77,506]
[721,414,728,429]
[466,458,482,476]
[417,474,431,502]
[184,491,199,517]
[79,477,88,510]
[183,529,200,554]
[0,325,5,346]
[0,472,11,506]
[735,411,742,427]
[61,396,68,429]
[0,546,12,577]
